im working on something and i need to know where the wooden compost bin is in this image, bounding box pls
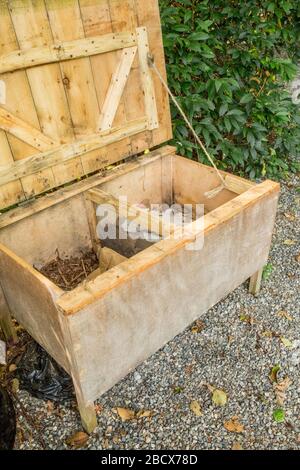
[0,0,279,432]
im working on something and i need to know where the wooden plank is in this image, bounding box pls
[0,282,17,343]
[0,242,68,371]
[79,0,134,172]
[0,107,57,151]
[0,146,176,230]
[224,174,255,195]
[99,46,137,131]
[136,27,159,130]
[45,0,102,186]
[135,0,172,145]
[9,0,81,191]
[0,32,137,74]
[84,196,100,253]
[109,0,150,156]
[0,2,37,207]
[249,268,263,295]
[86,187,175,236]
[0,118,148,186]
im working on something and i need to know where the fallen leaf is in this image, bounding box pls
[224,416,244,433]
[269,364,281,383]
[11,378,19,393]
[295,253,300,263]
[190,400,202,417]
[239,314,255,324]
[232,441,243,450]
[277,310,293,321]
[116,407,135,421]
[173,386,184,394]
[136,410,153,419]
[284,212,296,221]
[283,239,297,246]
[273,408,285,423]
[185,365,193,375]
[8,364,17,372]
[66,431,89,449]
[191,319,205,334]
[95,404,103,414]
[280,337,294,349]
[212,389,227,407]
[46,401,54,414]
[274,377,292,406]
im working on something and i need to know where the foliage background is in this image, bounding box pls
[159,0,300,179]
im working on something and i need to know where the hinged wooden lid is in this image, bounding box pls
[0,0,172,211]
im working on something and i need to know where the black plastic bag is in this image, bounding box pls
[0,386,16,450]
[17,342,74,402]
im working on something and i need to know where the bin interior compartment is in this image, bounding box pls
[0,152,250,293]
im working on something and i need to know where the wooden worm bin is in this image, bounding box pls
[0,1,279,432]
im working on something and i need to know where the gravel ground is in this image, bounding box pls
[11,176,300,450]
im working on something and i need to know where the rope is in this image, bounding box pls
[148,54,228,198]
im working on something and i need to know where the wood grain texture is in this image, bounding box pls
[0,32,137,74]
[0,242,68,371]
[0,0,171,210]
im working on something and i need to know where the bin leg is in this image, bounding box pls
[71,373,97,433]
[249,268,263,296]
[0,284,17,343]
[77,397,97,434]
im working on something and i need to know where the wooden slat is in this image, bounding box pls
[79,0,132,173]
[0,32,137,75]
[136,27,159,130]
[0,118,148,186]
[9,0,76,195]
[135,0,172,145]
[86,187,175,236]
[99,46,137,131]
[0,107,57,151]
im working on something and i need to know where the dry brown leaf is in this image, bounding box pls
[284,212,296,221]
[136,410,153,419]
[232,441,243,450]
[274,377,292,406]
[8,364,17,372]
[46,400,54,414]
[66,431,89,449]
[295,253,300,264]
[116,407,135,421]
[277,310,293,321]
[11,378,19,393]
[224,416,244,433]
[190,400,202,417]
[95,404,103,414]
[191,320,205,334]
[185,364,193,375]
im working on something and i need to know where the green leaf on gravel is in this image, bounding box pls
[212,389,227,406]
[262,263,273,280]
[273,408,285,423]
[269,364,281,383]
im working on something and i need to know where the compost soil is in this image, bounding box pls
[38,249,99,291]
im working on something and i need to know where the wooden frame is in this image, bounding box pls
[0,0,170,210]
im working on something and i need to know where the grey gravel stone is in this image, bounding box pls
[13,175,300,450]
